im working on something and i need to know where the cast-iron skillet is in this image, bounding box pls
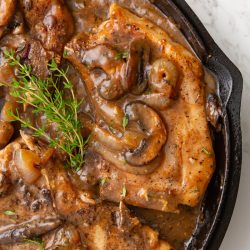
[152,0,243,249]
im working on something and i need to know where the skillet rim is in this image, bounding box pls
[152,0,243,249]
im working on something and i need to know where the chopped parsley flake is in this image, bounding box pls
[201,147,212,156]
[122,115,129,130]
[121,183,127,198]
[115,51,129,60]
[4,210,16,216]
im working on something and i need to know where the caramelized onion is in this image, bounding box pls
[14,149,41,184]
[0,101,19,122]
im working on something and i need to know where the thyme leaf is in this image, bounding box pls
[201,147,212,156]
[114,51,129,60]
[2,49,88,170]
[100,177,107,186]
[24,237,44,250]
[122,115,129,130]
[121,183,127,198]
[4,210,16,216]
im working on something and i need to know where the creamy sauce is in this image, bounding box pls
[0,0,218,249]
[66,1,205,249]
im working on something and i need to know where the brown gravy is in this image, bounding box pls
[66,1,202,248]
[0,0,218,249]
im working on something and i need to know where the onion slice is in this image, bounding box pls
[14,149,41,184]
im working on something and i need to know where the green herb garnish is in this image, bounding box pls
[63,48,69,58]
[115,51,129,60]
[2,50,88,170]
[122,157,128,165]
[4,210,16,216]
[201,147,212,156]
[121,183,127,198]
[109,120,115,134]
[24,237,44,250]
[190,188,199,193]
[122,115,129,130]
[100,178,107,186]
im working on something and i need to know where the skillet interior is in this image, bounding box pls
[153,0,243,249]
[0,1,242,249]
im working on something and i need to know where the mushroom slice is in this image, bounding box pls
[127,38,150,95]
[90,67,126,101]
[124,102,167,166]
[0,215,61,244]
[149,58,179,97]
[82,44,127,100]
[0,101,19,122]
[65,46,125,126]
[206,93,222,131]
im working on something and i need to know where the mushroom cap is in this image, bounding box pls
[124,101,167,166]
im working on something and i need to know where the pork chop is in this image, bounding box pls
[65,4,215,212]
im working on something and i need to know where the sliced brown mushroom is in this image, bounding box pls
[149,58,179,97]
[0,215,61,244]
[46,225,81,248]
[82,44,127,100]
[66,47,125,126]
[79,38,150,100]
[115,201,140,231]
[127,38,150,95]
[0,101,19,122]
[206,93,222,131]
[124,101,167,166]
[90,67,126,101]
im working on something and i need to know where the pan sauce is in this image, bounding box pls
[0,0,218,249]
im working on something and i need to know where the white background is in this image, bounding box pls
[185,0,250,249]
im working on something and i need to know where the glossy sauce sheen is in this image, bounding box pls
[0,0,217,249]
[67,0,205,248]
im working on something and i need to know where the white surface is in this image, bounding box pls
[185,0,250,249]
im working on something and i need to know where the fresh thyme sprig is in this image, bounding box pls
[24,237,44,250]
[3,49,88,170]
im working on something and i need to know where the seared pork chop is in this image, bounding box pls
[65,4,215,212]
